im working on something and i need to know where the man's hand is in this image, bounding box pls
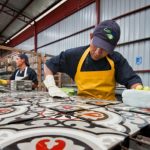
[134,84,150,91]
[43,75,68,98]
[131,83,143,89]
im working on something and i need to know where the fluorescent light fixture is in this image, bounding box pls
[7,24,31,42]
[5,40,10,43]
[6,0,67,43]
[35,0,67,22]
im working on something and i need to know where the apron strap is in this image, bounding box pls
[15,67,28,79]
[76,47,90,73]
[76,47,114,73]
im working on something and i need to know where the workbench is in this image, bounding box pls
[0,89,150,150]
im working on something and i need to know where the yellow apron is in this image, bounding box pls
[75,47,116,100]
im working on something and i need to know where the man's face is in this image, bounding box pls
[16,56,25,67]
[90,41,108,60]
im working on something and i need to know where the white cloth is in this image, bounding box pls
[44,75,68,98]
[15,67,28,80]
[122,89,150,108]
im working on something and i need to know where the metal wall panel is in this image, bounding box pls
[15,3,96,54]
[115,41,150,70]
[15,37,34,51]
[100,0,150,20]
[138,73,150,86]
[100,0,150,85]
[37,3,96,47]
[115,42,150,86]
[38,28,93,56]
[117,9,150,44]
[15,2,96,53]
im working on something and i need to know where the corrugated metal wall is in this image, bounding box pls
[100,0,150,86]
[101,0,150,20]
[38,3,96,54]
[15,3,96,53]
[38,29,93,55]
[16,37,34,51]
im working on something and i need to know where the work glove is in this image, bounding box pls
[43,75,68,98]
[135,85,150,91]
[0,79,8,85]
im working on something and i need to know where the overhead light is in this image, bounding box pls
[35,0,67,22]
[5,40,10,44]
[30,21,35,25]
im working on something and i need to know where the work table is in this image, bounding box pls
[0,90,150,150]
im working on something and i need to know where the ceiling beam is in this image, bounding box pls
[3,0,60,44]
[0,0,34,35]
[0,35,7,41]
[0,2,32,23]
[0,0,9,13]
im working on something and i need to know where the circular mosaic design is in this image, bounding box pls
[0,108,14,115]
[75,110,109,121]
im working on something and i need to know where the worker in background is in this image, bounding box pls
[44,20,143,100]
[0,54,38,89]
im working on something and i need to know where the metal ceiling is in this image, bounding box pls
[0,0,60,44]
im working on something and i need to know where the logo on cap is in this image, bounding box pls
[104,28,114,40]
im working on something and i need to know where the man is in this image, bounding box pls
[44,20,143,100]
[10,54,38,89]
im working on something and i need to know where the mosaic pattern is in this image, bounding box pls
[51,104,84,113]
[74,110,109,121]
[87,99,120,106]
[0,91,150,149]
[87,107,150,135]
[0,116,126,150]
[107,103,150,115]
